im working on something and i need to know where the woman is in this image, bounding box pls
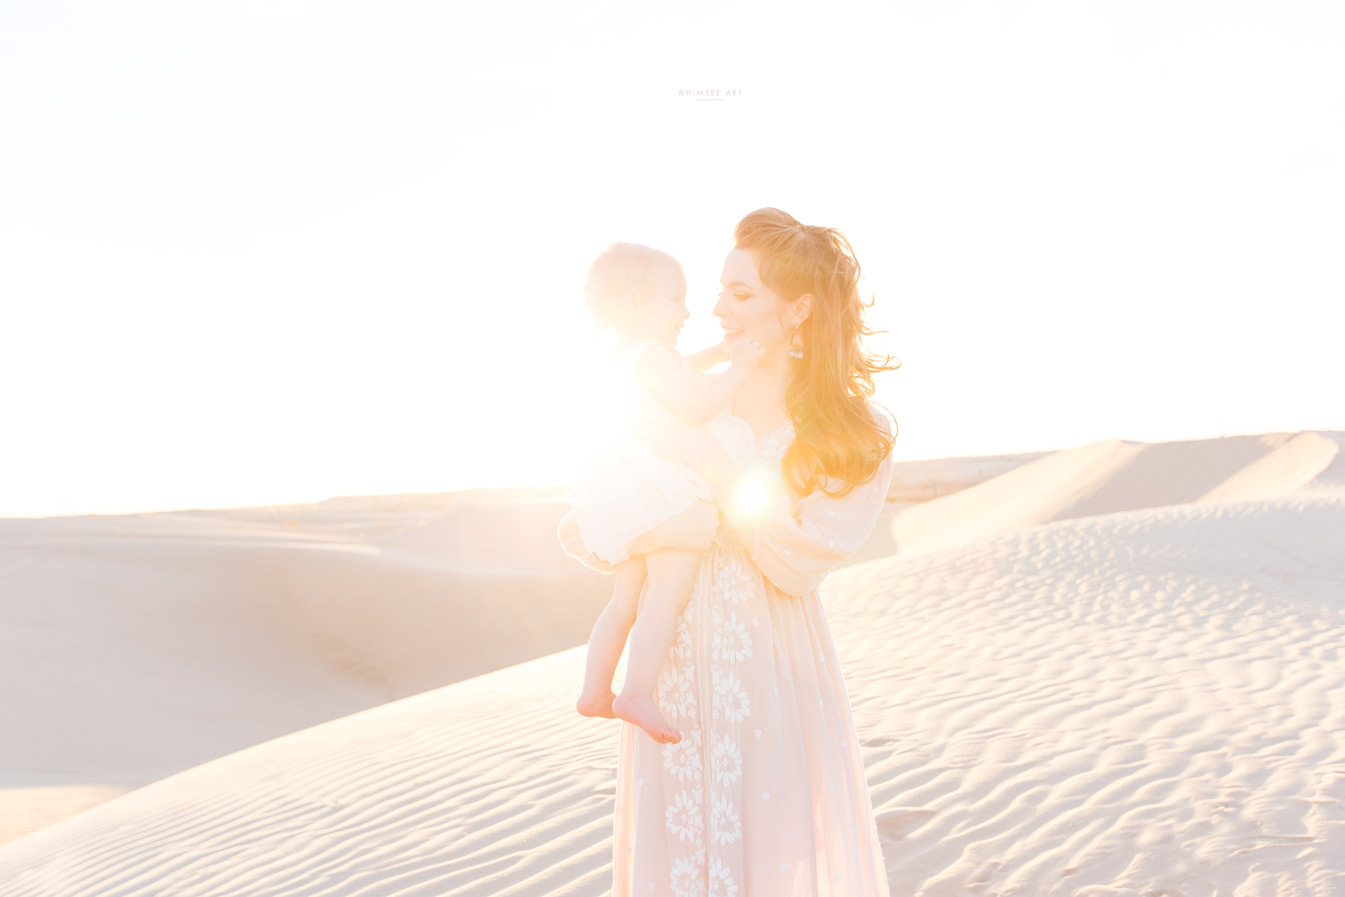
[559,207,898,896]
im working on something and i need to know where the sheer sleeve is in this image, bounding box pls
[556,508,617,575]
[744,409,894,597]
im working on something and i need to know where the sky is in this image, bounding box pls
[1,0,1342,517]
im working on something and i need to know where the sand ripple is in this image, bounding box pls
[2,456,1343,894]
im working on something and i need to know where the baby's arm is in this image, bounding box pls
[636,339,765,424]
[683,341,727,374]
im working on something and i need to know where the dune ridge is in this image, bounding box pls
[890,430,1343,558]
[0,493,607,846]
[2,433,1343,895]
[0,483,909,845]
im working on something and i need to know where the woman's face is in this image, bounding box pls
[714,249,798,355]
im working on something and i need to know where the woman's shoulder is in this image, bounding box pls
[864,400,896,438]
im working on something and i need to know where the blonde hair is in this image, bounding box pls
[582,242,685,339]
[733,207,900,497]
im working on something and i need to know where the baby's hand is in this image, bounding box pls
[730,336,766,369]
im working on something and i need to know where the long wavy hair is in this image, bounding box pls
[733,207,900,497]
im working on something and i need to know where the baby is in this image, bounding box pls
[572,242,763,744]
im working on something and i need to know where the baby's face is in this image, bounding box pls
[635,271,690,345]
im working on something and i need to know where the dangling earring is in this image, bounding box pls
[789,322,804,360]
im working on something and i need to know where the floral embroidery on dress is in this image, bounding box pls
[710,794,742,845]
[594,409,898,895]
[711,738,742,786]
[712,615,753,664]
[707,856,739,897]
[666,789,704,842]
[662,728,702,783]
[658,664,698,721]
[671,609,693,661]
[711,670,751,723]
[653,423,795,892]
[670,857,707,897]
[714,554,754,604]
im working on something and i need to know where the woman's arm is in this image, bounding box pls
[740,457,892,596]
[684,411,896,596]
[557,501,721,574]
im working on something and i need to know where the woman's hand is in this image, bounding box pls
[651,500,721,551]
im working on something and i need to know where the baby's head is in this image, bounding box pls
[583,242,689,345]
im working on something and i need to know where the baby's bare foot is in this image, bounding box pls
[612,693,681,744]
[576,689,617,719]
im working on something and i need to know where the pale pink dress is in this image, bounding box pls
[558,405,894,897]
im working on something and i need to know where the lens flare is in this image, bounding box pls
[729,465,782,527]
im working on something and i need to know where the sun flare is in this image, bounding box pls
[728,464,783,527]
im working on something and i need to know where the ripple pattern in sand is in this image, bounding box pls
[1,496,1342,896]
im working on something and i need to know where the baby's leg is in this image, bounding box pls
[612,548,701,744]
[577,557,646,719]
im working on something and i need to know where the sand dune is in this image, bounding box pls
[0,490,610,844]
[883,451,1051,502]
[890,430,1343,557]
[0,485,905,846]
[2,434,1342,895]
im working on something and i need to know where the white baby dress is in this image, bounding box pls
[572,340,752,566]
